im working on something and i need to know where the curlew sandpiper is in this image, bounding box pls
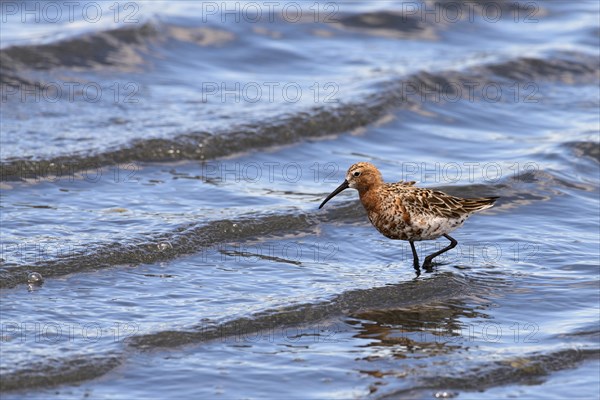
[319,162,499,271]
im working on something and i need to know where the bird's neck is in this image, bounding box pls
[358,184,382,212]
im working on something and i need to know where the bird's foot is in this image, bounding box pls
[422,260,434,272]
[412,260,422,277]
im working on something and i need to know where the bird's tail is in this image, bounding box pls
[461,196,499,213]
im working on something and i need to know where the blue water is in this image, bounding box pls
[1,1,599,398]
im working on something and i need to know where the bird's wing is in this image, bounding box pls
[399,187,469,219]
[396,180,417,186]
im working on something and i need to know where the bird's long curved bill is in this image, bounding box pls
[319,180,349,209]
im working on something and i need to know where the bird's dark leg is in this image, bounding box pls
[409,241,420,272]
[423,234,458,269]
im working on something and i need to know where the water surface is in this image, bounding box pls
[1,1,599,398]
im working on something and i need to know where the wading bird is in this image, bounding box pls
[319,162,498,272]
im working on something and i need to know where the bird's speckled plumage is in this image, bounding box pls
[319,162,498,270]
[345,162,496,241]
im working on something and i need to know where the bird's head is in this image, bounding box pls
[318,162,383,209]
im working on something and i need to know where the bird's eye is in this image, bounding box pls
[353,171,361,177]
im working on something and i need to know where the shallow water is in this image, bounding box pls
[1,1,599,398]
